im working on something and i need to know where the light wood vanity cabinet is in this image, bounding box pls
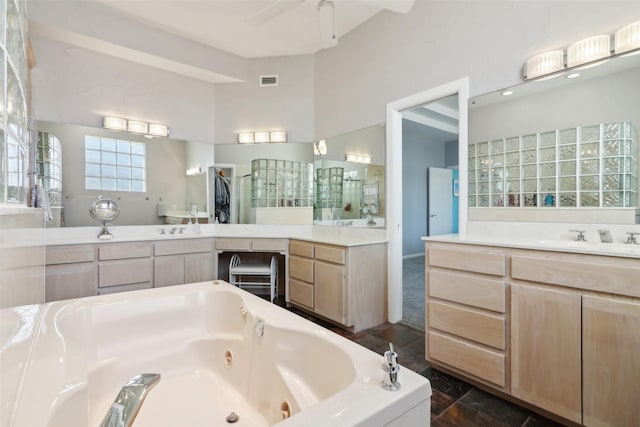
[98,243,153,294]
[45,244,97,302]
[425,244,507,389]
[154,239,214,287]
[215,237,287,252]
[45,238,215,300]
[582,296,640,427]
[510,283,582,423]
[288,239,386,332]
[425,241,640,426]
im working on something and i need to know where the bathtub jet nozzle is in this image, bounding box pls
[381,343,401,391]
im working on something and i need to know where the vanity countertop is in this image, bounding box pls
[45,224,388,247]
[422,233,640,259]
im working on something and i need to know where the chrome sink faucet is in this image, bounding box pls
[381,343,401,391]
[100,373,161,427]
[570,229,587,241]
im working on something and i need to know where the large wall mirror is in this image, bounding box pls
[468,52,640,224]
[212,142,314,225]
[213,124,385,228]
[37,122,385,229]
[36,121,195,227]
[313,124,385,228]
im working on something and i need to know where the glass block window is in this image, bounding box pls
[468,122,639,208]
[85,135,146,192]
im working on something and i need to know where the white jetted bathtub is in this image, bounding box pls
[0,281,430,426]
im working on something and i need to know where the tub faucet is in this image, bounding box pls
[381,343,401,391]
[626,232,639,245]
[100,373,161,427]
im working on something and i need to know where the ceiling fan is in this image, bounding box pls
[246,0,415,49]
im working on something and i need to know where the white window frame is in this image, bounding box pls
[84,135,147,192]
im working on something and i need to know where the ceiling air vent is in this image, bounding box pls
[260,74,278,87]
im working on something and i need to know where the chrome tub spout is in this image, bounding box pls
[100,373,161,427]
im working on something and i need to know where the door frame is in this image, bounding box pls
[385,78,469,323]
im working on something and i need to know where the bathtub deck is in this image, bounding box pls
[286,316,565,427]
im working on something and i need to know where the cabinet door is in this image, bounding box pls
[583,296,640,427]
[314,260,346,324]
[154,255,185,287]
[185,252,213,283]
[511,283,581,423]
[45,263,96,302]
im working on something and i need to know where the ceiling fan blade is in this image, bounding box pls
[247,0,306,26]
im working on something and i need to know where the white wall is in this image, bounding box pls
[321,124,385,165]
[470,66,640,143]
[214,55,315,144]
[30,36,218,143]
[314,1,640,140]
[214,142,314,165]
[402,119,446,256]
[36,121,188,227]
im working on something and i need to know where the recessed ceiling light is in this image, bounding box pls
[566,72,581,79]
[501,90,513,96]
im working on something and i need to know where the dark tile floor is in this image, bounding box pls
[279,303,567,427]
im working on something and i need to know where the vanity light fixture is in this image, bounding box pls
[345,153,371,164]
[269,131,287,143]
[254,131,270,143]
[103,116,127,132]
[238,132,255,144]
[126,120,149,135]
[566,35,611,68]
[314,139,327,155]
[148,123,170,138]
[103,116,170,138]
[524,50,564,80]
[615,20,640,55]
[523,19,640,82]
[186,167,202,176]
[237,130,287,144]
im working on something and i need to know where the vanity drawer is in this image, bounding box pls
[428,331,506,387]
[289,240,314,258]
[428,270,505,313]
[155,238,213,256]
[428,247,505,276]
[289,255,314,283]
[98,259,153,287]
[251,238,287,252]
[428,301,505,350]
[46,245,95,265]
[314,244,346,265]
[289,279,314,308]
[215,238,252,251]
[99,243,152,260]
[511,255,640,298]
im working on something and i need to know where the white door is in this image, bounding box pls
[427,167,453,235]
